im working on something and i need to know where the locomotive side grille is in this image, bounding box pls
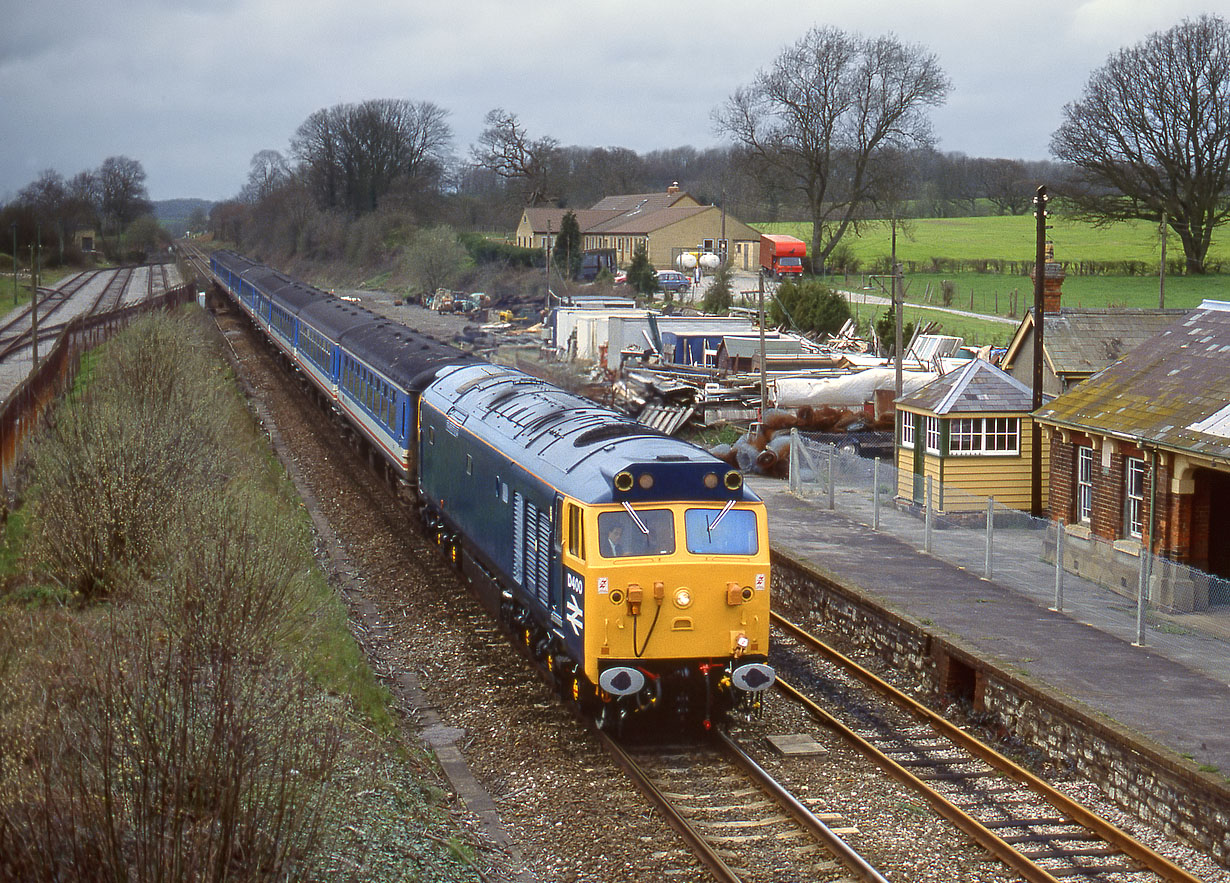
[536,510,551,608]
[513,492,525,585]
[524,501,540,599]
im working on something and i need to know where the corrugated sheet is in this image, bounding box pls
[637,403,695,435]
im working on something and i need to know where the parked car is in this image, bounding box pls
[654,270,691,294]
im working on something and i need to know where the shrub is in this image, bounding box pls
[769,279,852,336]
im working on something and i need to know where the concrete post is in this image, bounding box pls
[873,457,881,531]
[789,428,800,495]
[827,445,836,510]
[984,496,994,579]
[1134,549,1149,647]
[1051,519,1065,612]
[924,475,933,554]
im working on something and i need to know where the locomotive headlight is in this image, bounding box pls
[703,472,719,489]
[673,587,693,609]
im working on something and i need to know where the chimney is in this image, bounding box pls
[1030,240,1066,313]
[667,181,680,195]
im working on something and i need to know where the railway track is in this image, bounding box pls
[89,265,134,314]
[600,728,887,883]
[0,267,146,363]
[770,612,1203,883]
[0,269,100,347]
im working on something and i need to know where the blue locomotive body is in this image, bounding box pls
[208,250,775,729]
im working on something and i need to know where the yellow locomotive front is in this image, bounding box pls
[559,466,774,730]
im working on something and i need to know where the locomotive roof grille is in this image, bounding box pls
[573,424,661,447]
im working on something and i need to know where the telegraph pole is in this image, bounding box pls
[1030,186,1048,518]
[892,221,903,400]
[758,270,767,419]
[544,219,552,312]
[1159,211,1167,309]
[30,231,40,371]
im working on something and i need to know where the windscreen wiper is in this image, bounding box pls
[621,500,650,535]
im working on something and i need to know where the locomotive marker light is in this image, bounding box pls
[673,587,692,609]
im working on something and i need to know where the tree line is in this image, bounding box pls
[5,14,1228,278]
[1,156,170,268]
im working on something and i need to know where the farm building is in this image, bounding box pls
[1035,300,1230,612]
[514,185,762,271]
[895,358,1049,513]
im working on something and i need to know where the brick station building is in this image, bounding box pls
[1034,300,1230,611]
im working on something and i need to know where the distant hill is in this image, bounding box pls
[154,198,214,237]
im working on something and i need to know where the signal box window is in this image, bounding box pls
[598,509,674,558]
[685,508,758,556]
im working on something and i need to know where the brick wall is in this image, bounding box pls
[1049,435,1074,523]
[1090,449,1125,540]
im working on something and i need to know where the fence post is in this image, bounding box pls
[872,457,880,531]
[984,496,994,579]
[1051,519,1065,612]
[789,428,800,495]
[827,444,836,511]
[924,475,933,554]
[1134,548,1150,647]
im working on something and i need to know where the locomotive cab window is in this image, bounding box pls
[598,509,674,558]
[684,508,758,556]
[566,504,585,560]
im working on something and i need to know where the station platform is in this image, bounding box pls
[747,475,1230,776]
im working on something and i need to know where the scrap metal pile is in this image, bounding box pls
[707,406,895,478]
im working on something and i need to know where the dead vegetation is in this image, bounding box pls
[0,310,477,883]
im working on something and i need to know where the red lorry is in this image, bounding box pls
[759,234,806,279]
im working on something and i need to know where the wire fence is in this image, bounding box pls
[786,429,1230,674]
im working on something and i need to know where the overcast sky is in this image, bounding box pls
[1,0,1221,203]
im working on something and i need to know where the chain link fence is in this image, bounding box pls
[786,429,1230,675]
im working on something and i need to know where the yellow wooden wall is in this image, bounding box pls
[895,412,1049,513]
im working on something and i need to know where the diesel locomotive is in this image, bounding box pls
[209,250,775,729]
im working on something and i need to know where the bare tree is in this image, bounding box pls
[1052,14,1230,273]
[980,158,1032,215]
[472,108,560,206]
[715,27,949,271]
[242,149,290,203]
[290,99,452,215]
[98,155,152,234]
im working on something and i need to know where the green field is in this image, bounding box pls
[759,215,1230,268]
[756,215,1230,347]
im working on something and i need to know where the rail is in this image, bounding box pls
[772,611,1202,883]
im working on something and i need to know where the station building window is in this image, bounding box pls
[1125,457,1146,538]
[1077,446,1094,522]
